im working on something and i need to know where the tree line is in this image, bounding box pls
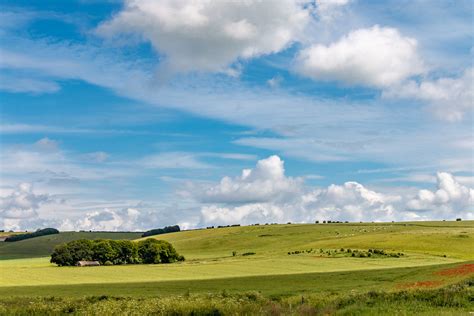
[50,238,184,266]
[141,225,180,237]
[5,228,59,242]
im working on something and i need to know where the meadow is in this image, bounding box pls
[0,221,473,315]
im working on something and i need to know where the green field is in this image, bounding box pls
[1,221,473,314]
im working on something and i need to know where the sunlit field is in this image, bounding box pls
[1,221,474,314]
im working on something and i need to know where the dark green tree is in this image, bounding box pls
[137,239,184,264]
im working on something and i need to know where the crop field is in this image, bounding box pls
[0,221,473,314]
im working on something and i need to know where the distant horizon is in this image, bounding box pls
[3,218,472,234]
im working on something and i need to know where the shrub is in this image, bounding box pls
[232,251,237,257]
[138,239,183,264]
[141,225,180,237]
[242,252,256,256]
[104,261,113,266]
[5,228,59,242]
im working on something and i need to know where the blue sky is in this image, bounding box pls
[0,0,473,231]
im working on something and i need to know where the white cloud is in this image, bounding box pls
[198,155,400,225]
[407,172,474,218]
[96,0,310,74]
[200,182,399,226]
[57,204,200,232]
[198,156,474,226]
[384,68,474,121]
[0,183,50,219]
[60,208,141,232]
[294,25,424,87]
[199,155,303,203]
[0,183,53,230]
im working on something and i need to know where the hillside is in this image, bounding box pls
[0,231,142,260]
[152,221,474,260]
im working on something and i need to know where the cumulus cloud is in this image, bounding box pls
[384,68,474,121]
[60,208,141,231]
[200,181,399,226]
[0,183,52,230]
[198,155,400,225]
[294,25,424,87]
[0,183,50,219]
[407,172,474,218]
[96,0,310,74]
[199,155,303,203]
[198,156,474,226]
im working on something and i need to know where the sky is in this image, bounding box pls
[0,0,473,231]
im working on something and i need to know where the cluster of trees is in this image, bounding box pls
[141,225,180,237]
[50,238,184,266]
[5,228,59,242]
[206,224,241,229]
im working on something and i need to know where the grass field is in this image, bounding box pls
[1,221,473,314]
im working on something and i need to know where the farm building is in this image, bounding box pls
[76,261,100,267]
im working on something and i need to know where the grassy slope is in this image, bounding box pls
[0,232,142,260]
[153,221,474,260]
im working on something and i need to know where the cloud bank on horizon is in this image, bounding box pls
[0,0,472,230]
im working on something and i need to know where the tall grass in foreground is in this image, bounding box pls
[1,279,472,315]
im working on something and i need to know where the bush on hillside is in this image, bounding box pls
[4,228,59,242]
[50,238,183,266]
[141,225,180,237]
[138,239,184,264]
